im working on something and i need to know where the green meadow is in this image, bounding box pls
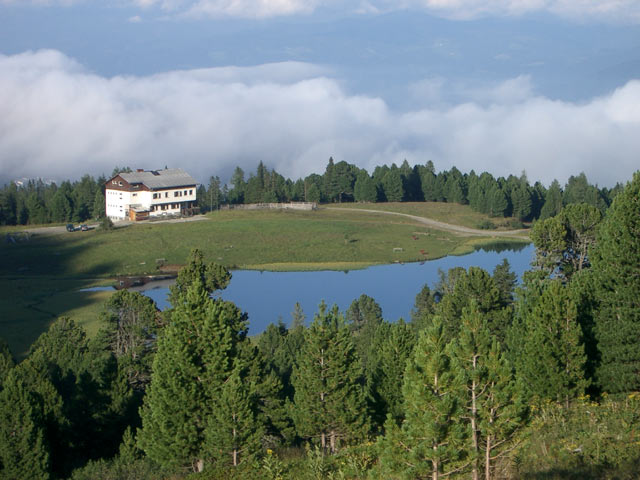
[0,204,529,357]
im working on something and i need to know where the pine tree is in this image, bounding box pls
[383,168,405,202]
[435,267,509,344]
[291,304,369,453]
[168,249,231,305]
[0,337,14,384]
[451,303,526,480]
[97,289,159,390]
[24,317,118,476]
[514,280,588,407]
[591,171,640,393]
[138,280,244,472]
[488,186,508,217]
[539,179,563,220]
[373,320,416,427]
[354,170,378,203]
[0,372,50,480]
[396,317,466,479]
[492,259,517,307]
[531,203,602,280]
[204,367,264,467]
[92,186,105,219]
[410,284,437,332]
[346,294,384,380]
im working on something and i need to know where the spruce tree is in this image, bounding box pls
[591,171,640,393]
[291,304,369,453]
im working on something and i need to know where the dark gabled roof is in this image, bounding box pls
[119,168,197,189]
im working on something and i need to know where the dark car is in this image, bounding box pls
[81,224,89,231]
[66,224,75,232]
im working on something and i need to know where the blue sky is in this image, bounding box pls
[1,1,640,186]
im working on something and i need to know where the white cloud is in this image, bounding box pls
[1,49,639,187]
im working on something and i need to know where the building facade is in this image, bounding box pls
[105,168,198,221]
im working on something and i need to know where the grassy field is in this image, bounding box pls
[328,202,523,230]
[0,204,529,357]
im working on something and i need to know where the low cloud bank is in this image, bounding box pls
[1,49,639,187]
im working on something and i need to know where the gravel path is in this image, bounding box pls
[13,215,209,236]
[326,207,530,239]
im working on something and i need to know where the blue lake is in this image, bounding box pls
[134,243,534,335]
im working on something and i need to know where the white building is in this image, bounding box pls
[105,168,198,221]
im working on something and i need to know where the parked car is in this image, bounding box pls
[66,224,75,232]
[81,224,89,231]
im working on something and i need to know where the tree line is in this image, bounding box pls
[0,167,135,226]
[1,159,620,226]
[1,173,640,479]
[201,159,621,224]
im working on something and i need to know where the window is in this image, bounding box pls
[133,193,137,197]
[189,189,193,195]
[184,190,187,195]
[165,192,168,198]
[174,191,179,197]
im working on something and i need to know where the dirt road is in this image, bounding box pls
[327,207,530,239]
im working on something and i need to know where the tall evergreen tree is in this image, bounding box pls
[531,203,602,280]
[291,304,369,453]
[451,304,526,480]
[539,179,563,220]
[204,367,264,467]
[591,171,640,393]
[411,284,438,332]
[492,259,517,307]
[372,320,416,427]
[0,372,50,480]
[92,186,106,219]
[168,249,231,305]
[97,290,159,390]
[382,317,465,480]
[382,168,405,202]
[435,267,509,344]
[0,338,14,384]
[354,170,378,203]
[514,280,588,407]
[138,280,251,472]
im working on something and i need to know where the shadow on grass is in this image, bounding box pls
[0,231,121,359]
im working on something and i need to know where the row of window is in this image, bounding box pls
[150,203,183,211]
[152,189,193,199]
